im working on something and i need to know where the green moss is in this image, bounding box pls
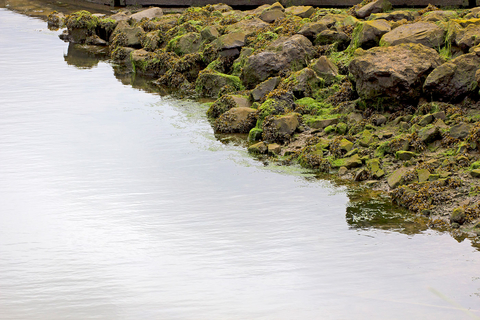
[295,97,333,115]
[65,10,99,31]
[248,128,263,142]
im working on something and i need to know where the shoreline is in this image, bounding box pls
[45,1,480,241]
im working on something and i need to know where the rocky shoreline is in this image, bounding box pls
[48,0,480,238]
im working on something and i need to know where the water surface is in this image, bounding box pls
[0,8,479,320]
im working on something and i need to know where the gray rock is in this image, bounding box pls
[380,22,445,48]
[308,118,339,129]
[357,19,391,49]
[201,26,219,42]
[251,77,280,101]
[450,123,471,139]
[369,10,418,21]
[260,8,286,23]
[309,56,339,84]
[111,21,144,47]
[356,0,392,19]
[298,21,329,40]
[418,125,441,143]
[129,7,163,21]
[418,114,433,126]
[285,6,315,19]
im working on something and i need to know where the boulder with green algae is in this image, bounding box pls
[213,107,257,134]
[380,22,445,48]
[308,118,339,130]
[285,6,314,19]
[356,19,391,49]
[167,32,202,56]
[225,17,269,37]
[356,0,392,19]
[201,26,219,42]
[339,139,354,152]
[424,53,480,102]
[367,158,385,179]
[248,128,263,142]
[248,141,267,154]
[456,24,480,52]
[262,113,299,143]
[251,77,280,101]
[207,95,252,119]
[298,21,329,40]
[396,151,416,160]
[369,10,418,22]
[450,207,466,224]
[309,56,339,85]
[287,68,324,98]
[331,154,363,169]
[471,169,480,178]
[268,143,282,155]
[417,168,431,183]
[359,130,374,147]
[349,43,442,101]
[110,20,144,46]
[387,167,408,189]
[449,123,471,140]
[213,32,246,51]
[195,70,244,98]
[418,124,441,143]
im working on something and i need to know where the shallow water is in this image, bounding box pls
[0,8,479,320]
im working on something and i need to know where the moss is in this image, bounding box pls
[298,144,330,171]
[248,127,263,142]
[195,69,244,98]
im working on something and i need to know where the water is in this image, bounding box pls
[0,8,479,320]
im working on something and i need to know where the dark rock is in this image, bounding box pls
[201,26,219,42]
[432,111,446,120]
[315,30,350,49]
[309,56,339,84]
[450,123,471,139]
[450,207,466,224]
[225,17,269,37]
[356,0,392,19]
[248,141,267,154]
[288,68,324,98]
[349,43,442,101]
[111,21,145,47]
[418,125,441,143]
[357,19,391,49]
[298,22,328,40]
[375,115,387,126]
[387,167,408,189]
[260,8,285,23]
[369,10,418,21]
[308,118,339,130]
[418,114,433,126]
[251,77,281,101]
[167,32,202,56]
[214,107,257,133]
[396,150,416,160]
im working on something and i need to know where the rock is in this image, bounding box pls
[336,122,348,135]
[86,35,107,46]
[354,168,370,181]
[285,6,315,19]
[298,22,329,40]
[396,151,416,160]
[201,26,219,42]
[471,169,480,178]
[248,141,267,154]
[418,125,441,143]
[129,7,163,21]
[268,143,281,155]
[426,53,480,101]
[422,10,458,22]
[167,32,202,56]
[418,114,434,126]
[214,32,246,51]
[380,22,445,48]
[214,107,257,133]
[111,21,144,47]
[248,128,263,142]
[357,19,391,49]
[142,31,161,51]
[288,68,324,98]
[387,167,408,189]
[450,207,466,224]
[343,154,363,169]
[196,70,244,98]
[359,130,374,147]
[369,10,418,22]
[47,11,65,29]
[212,4,232,11]
[315,30,350,49]
[432,111,446,120]
[450,123,471,139]
[339,139,354,152]
[271,114,299,137]
[356,0,392,19]
[349,43,442,101]
[348,113,363,124]
[338,166,348,175]
[457,24,480,52]
[309,56,339,84]
[241,35,313,88]
[367,158,384,179]
[110,12,129,22]
[375,115,387,126]
[225,17,269,37]
[417,168,430,183]
[251,77,280,101]
[260,8,285,23]
[308,118,339,129]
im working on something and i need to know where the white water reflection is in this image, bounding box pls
[0,8,479,320]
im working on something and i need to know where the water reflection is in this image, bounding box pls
[64,43,108,69]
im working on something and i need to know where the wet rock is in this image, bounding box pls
[214,32,246,51]
[450,207,466,224]
[260,8,285,23]
[196,70,244,98]
[111,21,144,47]
[375,115,387,126]
[418,125,441,143]
[251,77,280,101]
[396,151,416,160]
[214,107,257,133]
[472,169,480,178]
[432,111,446,120]
[357,19,391,49]
[424,53,480,102]
[338,166,348,176]
[268,143,282,155]
[248,141,267,154]
[110,12,129,22]
[285,6,315,19]
[418,114,434,126]
[367,158,385,179]
[308,118,339,130]
[339,139,354,152]
[354,168,370,181]
[456,24,480,52]
[369,10,418,22]
[332,154,363,169]
[315,30,350,49]
[142,31,161,51]
[349,43,442,101]
[167,32,202,56]
[130,7,163,21]
[47,11,65,29]
[288,68,324,98]
[450,123,471,139]
[309,56,339,85]
[422,10,458,22]
[417,168,431,183]
[298,22,328,40]
[356,0,392,19]
[248,128,263,142]
[225,17,269,37]
[387,167,408,189]
[359,130,374,147]
[86,35,107,46]
[263,113,300,143]
[241,35,313,88]
[380,22,445,48]
[201,26,219,42]
[207,94,252,118]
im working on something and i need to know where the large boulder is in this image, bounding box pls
[241,35,313,88]
[287,68,324,98]
[262,113,299,143]
[167,32,202,56]
[285,6,315,19]
[380,22,445,48]
[213,32,246,51]
[251,77,281,101]
[356,19,391,49]
[315,30,350,49]
[213,107,257,133]
[424,53,480,102]
[422,10,458,22]
[349,43,443,101]
[129,7,163,21]
[195,70,244,98]
[110,21,144,47]
[259,7,285,23]
[456,24,480,52]
[356,0,392,19]
[225,17,269,37]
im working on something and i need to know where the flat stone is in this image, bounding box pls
[450,123,471,139]
[268,143,281,155]
[285,6,315,18]
[215,32,246,50]
[471,169,480,178]
[248,141,267,154]
[359,130,374,147]
[387,167,407,189]
[251,77,280,101]
[396,150,416,160]
[432,111,446,120]
[418,114,433,126]
[417,168,430,183]
[309,118,339,129]
[130,7,163,21]
[339,139,354,152]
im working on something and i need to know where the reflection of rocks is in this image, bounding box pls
[64,43,108,69]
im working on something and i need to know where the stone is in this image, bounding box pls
[315,30,350,49]
[47,11,65,29]
[357,19,391,49]
[359,130,374,147]
[348,113,363,124]
[450,123,471,139]
[432,111,446,120]
[338,167,348,176]
[418,114,434,126]
[424,53,480,102]
[195,71,243,98]
[168,32,202,56]
[471,169,480,178]
[355,168,370,181]
[332,154,363,169]
[349,43,442,101]
[308,118,339,130]
[450,207,466,224]
[417,168,431,183]
[201,26,219,42]
[309,56,339,85]
[270,114,299,137]
[298,22,328,40]
[422,10,458,22]
[339,139,354,152]
[396,151,416,160]
[260,8,285,23]
[285,6,315,19]
[251,77,281,101]
[214,32,246,50]
[109,12,129,22]
[111,21,145,47]
[387,167,408,189]
[214,107,257,133]
[268,143,281,155]
[248,141,267,154]
[380,22,445,48]
[356,0,392,19]
[456,24,480,52]
[241,35,313,88]
[225,18,269,37]
[418,125,441,143]
[288,68,324,98]
[369,10,418,22]
[375,115,387,126]
[129,7,163,21]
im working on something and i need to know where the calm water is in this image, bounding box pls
[0,8,479,320]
